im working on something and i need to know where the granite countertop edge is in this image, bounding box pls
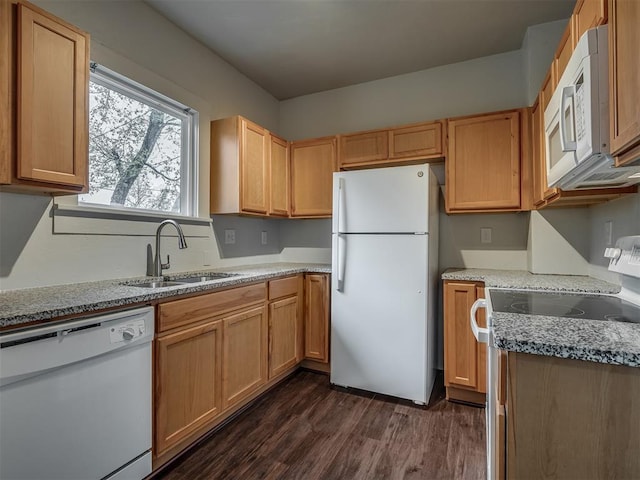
[0,263,331,329]
[441,268,640,367]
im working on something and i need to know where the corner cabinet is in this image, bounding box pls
[290,137,336,217]
[304,274,330,363]
[443,280,486,405]
[1,0,89,193]
[609,0,640,166]
[446,110,523,213]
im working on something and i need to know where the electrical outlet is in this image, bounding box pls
[605,221,613,246]
[224,229,236,245]
[261,231,268,245]
[480,228,492,244]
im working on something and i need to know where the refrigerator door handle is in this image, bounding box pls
[337,177,346,233]
[337,234,346,292]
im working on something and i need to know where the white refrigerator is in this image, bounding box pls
[330,164,439,404]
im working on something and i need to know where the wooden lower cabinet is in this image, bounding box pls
[506,352,640,479]
[153,274,331,469]
[304,274,330,363]
[155,319,222,457]
[443,280,486,404]
[222,305,268,409]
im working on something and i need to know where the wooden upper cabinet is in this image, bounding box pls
[389,121,443,159]
[540,67,555,113]
[573,0,607,43]
[0,1,10,185]
[155,319,223,456]
[446,110,522,212]
[269,134,290,216]
[290,136,336,217]
[531,98,559,206]
[337,121,444,169]
[554,21,574,83]
[609,0,640,166]
[210,116,272,215]
[240,118,269,214]
[1,0,89,192]
[339,130,388,167]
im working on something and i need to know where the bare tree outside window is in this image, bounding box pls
[79,65,197,216]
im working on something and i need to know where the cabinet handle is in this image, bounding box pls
[470,298,489,344]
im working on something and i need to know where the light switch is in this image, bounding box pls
[481,228,492,244]
[224,229,236,244]
[261,231,268,245]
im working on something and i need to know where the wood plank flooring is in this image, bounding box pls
[156,370,486,480]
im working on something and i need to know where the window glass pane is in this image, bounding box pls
[80,80,184,213]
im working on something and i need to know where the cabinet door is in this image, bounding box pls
[222,305,268,409]
[609,0,640,163]
[554,21,573,82]
[17,2,88,188]
[240,118,268,214]
[444,281,478,389]
[290,137,336,217]
[446,111,521,212]
[573,0,607,43]
[338,130,388,167]
[304,274,330,362]
[268,296,299,378]
[0,0,9,184]
[155,320,222,456]
[476,286,487,394]
[269,134,289,216]
[540,68,555,113]
[389,121,443,159]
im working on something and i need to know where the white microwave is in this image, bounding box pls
[544,25,640,190]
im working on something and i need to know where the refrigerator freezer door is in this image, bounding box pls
[330,233,432,403]
[332,164,430,234]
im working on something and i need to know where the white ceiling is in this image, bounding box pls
[147,0,574,100]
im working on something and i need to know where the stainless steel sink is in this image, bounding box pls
[126,281,186,289]
[122,273,238,289]
[167,273,237,283]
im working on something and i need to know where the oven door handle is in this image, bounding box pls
[470,298,489,344]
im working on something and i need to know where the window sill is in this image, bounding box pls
[52,203,212,236]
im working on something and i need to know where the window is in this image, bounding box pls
[79,64,198,217]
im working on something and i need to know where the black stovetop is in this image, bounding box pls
[489,290,640,323]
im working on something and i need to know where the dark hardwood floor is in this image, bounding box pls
[157,371,486,480]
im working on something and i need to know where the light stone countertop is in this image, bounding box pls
[442,268,640,367]
[0,263,331,330]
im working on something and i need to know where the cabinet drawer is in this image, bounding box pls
[268,276,299,300]
[158,283,267,332]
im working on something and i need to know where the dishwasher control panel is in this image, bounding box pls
[109,319,146,344]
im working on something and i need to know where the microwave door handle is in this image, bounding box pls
[560,86,577,152]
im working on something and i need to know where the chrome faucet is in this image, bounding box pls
[153,219,188,277]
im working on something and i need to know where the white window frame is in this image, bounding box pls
[81,63,199,218]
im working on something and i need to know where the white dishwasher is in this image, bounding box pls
[0,306,154,480]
